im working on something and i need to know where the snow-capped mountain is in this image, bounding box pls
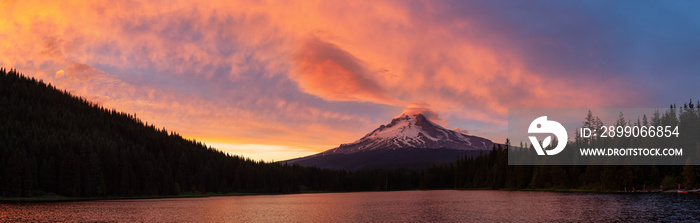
[284,113,494,171]
[324,113,492,154]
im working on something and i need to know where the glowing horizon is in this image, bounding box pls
[2,1,699,161]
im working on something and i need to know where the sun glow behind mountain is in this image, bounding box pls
[2,1,699,161]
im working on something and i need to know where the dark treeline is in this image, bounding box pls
[2,67,699,198]
[422,104,700,191]
[0,68,418,198]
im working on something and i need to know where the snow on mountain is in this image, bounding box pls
[283,112,496,171]
[320,113,493,155]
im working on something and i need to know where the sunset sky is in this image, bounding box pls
[2,1,699,161]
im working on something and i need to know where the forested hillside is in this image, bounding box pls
[1,67,698,199]
[0,68,399,198]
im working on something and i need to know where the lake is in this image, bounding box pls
[2,190,699,222]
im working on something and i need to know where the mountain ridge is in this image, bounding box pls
[284,113,494,170]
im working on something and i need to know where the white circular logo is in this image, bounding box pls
[528,116,568,155]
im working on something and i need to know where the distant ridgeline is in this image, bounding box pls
[1,67,699,198]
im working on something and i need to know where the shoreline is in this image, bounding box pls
[3,188,696,203]
[0,192,261,203]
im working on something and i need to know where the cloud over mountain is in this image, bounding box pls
[2,0,695,161]
[292,36,399,105]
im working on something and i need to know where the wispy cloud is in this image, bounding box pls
[292,35,400,105]
[2,0,697,160]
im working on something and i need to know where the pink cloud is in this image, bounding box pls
[400,102,444,124]
[291,36,400,105]
[0,1,642,160]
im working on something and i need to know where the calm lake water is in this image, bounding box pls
[1,190,699,222]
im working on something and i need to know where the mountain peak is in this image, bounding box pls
[394,111,428,120]
[284,112,496,170]
[324,113,493,154]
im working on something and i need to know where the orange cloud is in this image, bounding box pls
[0,1,639,161]
[59,62,103,81]
[292,36,399,105]
[400,102,444,124]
